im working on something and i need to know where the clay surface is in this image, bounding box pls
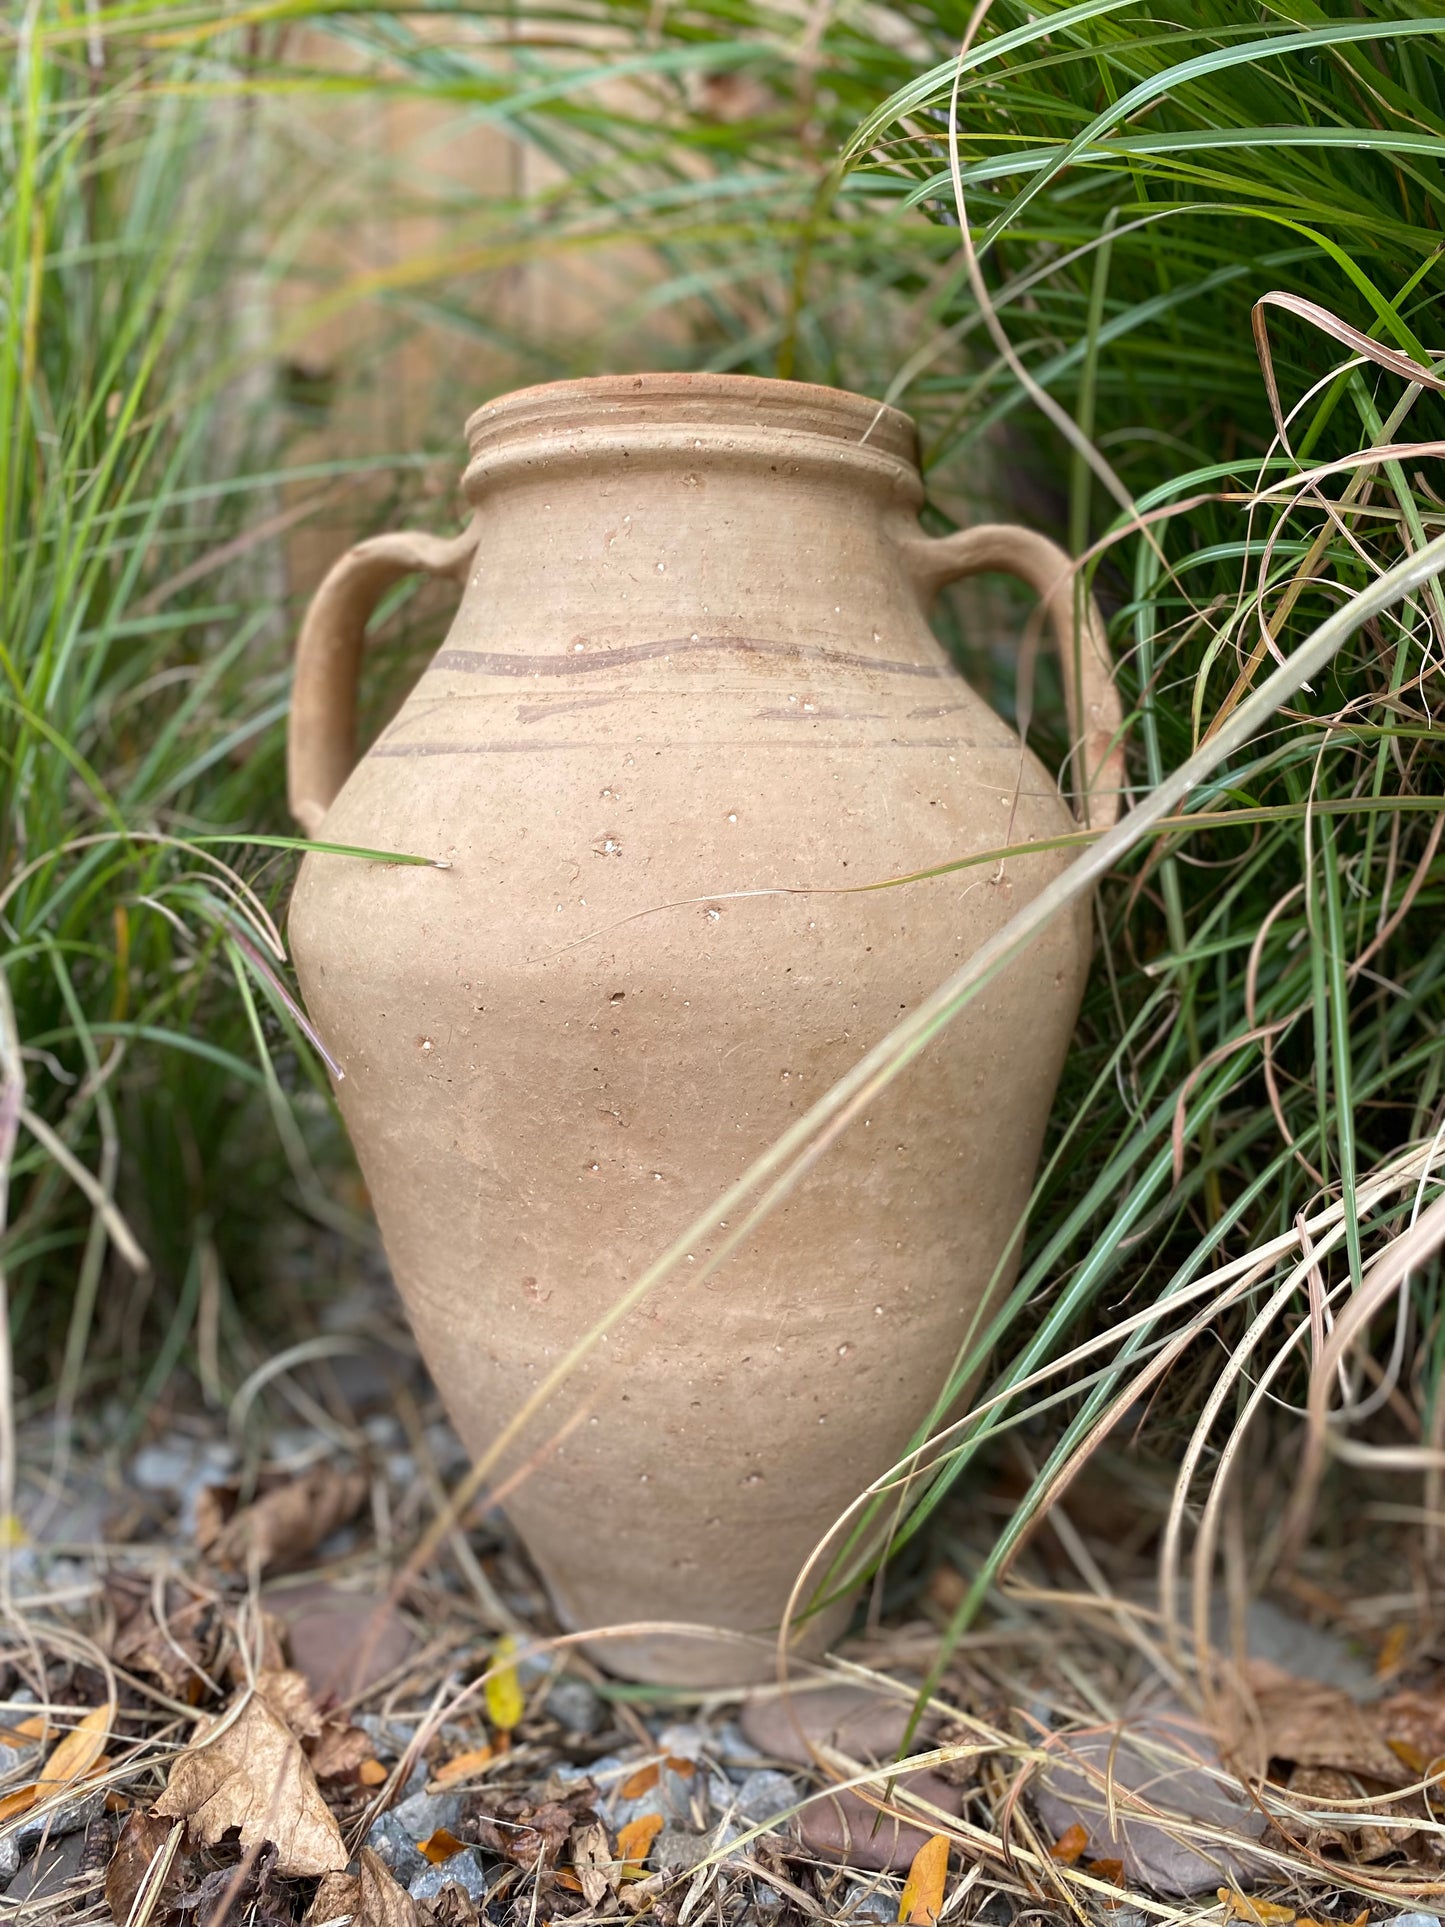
[287,373,1123,1686]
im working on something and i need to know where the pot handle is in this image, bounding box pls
[900,523,1125,828]
[288,517,482,836]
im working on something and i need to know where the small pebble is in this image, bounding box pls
[844,1893,900,1924]
[652,1823,741,1873]
[364,1811,428,1886]
[409,1847,491,1903]
[4,1831,91,1905]
[733,1769,801,1828]
[545,1677,605,1735]
[394,1788,463,1839]
[15,1786,105,1853]
[0,1832,19,1889]
[1381,1917,1445,1926]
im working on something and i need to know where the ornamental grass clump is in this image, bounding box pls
[1,3,1441,1642]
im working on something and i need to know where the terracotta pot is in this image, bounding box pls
[286,373,1123,1686]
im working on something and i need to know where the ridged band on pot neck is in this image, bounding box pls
[461,372,924,505]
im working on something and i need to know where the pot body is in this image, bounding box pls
[288,375,1112,1684]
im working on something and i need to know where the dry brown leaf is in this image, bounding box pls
[1218,1890,1295,1923]
[310,1718,375,1784]
[1380,1683,1445,1765]
[104,1811,189,1927]
[1282,1764,1409,1863]
[257,1668,324,1739]
[200,1467,368,1574]
[570,1820,613,1906]
[153,1692,347,1876]
[898,1833,949,1924]
[472,1786,597,1868]
[307,1869,361,1925]
[618,1762,660,1800]
[432,1746,494,1789]
[424,1886,483,1927]
[1048,1824,1088,1865]
[1227,1664,1411,1786]
[108,1576,217,1699]
[616,1812,663,1868]
[359,1847,422,1927]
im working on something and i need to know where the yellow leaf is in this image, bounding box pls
[619,1762,660,1800]
[483,1637,525,1733]
[420,1828,467,1865]
[1375,1622,1410,1678]
[1218,1890,1296,1924]
[1048,1824,1088,1865]
[0,1715,49,1746]
[358,1759,389,1787]
[40,1705,112,1788]
[0,1515,27,1549]
[0,1785,38,1824]
[898,1833,949,1925]
[616,1812,664,1867]
[433,1745,494,1788]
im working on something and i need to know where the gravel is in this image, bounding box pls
[364,1811,429,1886]
[409,1848,492,1903]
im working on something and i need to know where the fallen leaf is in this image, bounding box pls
[663,1755,695,1778]
[898,1833,949,1924]
[1380,1684,1445,1766]
[0,1714,49,1744]
[0,1785,39,1824]
[1282,1764,1408,1863]
[104,1812,189,1927]
[1083,1859,1125,1884]
[555,1871,584,1893]
[432,1746,494,1789]
[359,1758,389,1787]
[108,1575,217,1700]
[619,1763,660,1800]
[484,1636,525,1734]
[1228,1663,1410,1787]
[307,1869,361,1925]
[153,1690,347,1876]
[41,1704,113,1786]
[570,1820,613,1906]
[257,1668,324,1740]
[616,1813,664,1868]
[473,1786,598,1869]
[1048,1824,1088,1865]
[309,1718,375,1783]
[0,1703,117,1826]
[199,1466,369,1574]
[1376,1624,1411,1679]
[359,1846,421,1927]
[1218,1890,1295,1923]
[421,1828,468,1865]
[425,1886,483,1927]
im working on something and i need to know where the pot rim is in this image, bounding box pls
[462,370,919,472]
